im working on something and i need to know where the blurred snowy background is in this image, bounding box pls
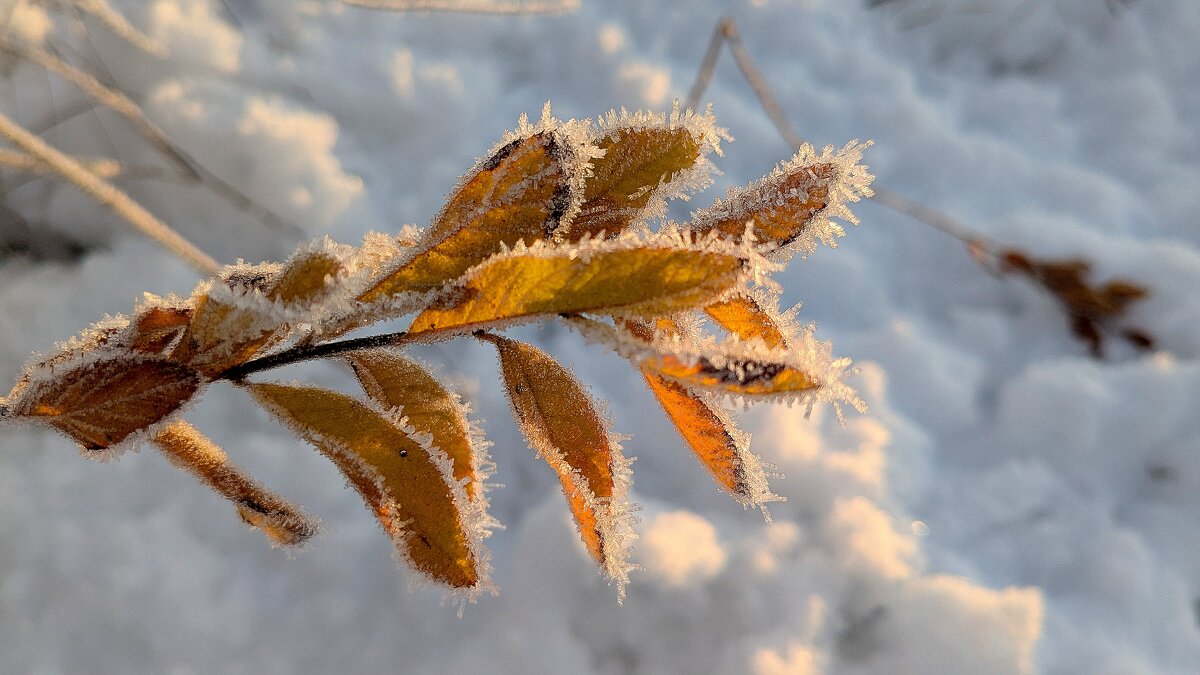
[2,0,1199,672]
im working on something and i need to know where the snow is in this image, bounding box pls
[2,0,1200,673]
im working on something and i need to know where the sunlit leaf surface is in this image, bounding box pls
[348,349,484,501]
[408,242,744,336]
[482,334,627,577]
[360,130,576,299]
[563,126,700,240]
[247,382,483,588]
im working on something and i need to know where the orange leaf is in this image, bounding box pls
[170,290,280,376]
[704,294,786,349]
[246,382,488,591]
[348,350,488,502]
[641,371,775,507]
[480,333,632,589]
[9,352,201,451]
[152,420,318,547]
[359,118,586,300]
[558,106,725,241]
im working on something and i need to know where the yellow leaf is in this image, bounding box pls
[10,353,201,451]
[480,333,632,587]
[152,420,318,547]
[693,141,873,257]
[408,237,746,337]
[348,350,487,502]
[644,353,818,396]
[246,382,487,590]
[705,294,786,349]
[562,126,700,240]
[359,129,579,300]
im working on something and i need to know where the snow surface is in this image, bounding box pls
[2,0,1199,673]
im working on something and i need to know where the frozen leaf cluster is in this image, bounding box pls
[0,103,873,603]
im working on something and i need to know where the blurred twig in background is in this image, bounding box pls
[686,16,1153,357]
[340,0,579,14]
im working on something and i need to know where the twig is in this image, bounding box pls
[1,147,122,178]
[0,37,304,238]
[0,109,221,275]
[341,0,579,14]
[219,331,420,381]
[68,0,167,56]
[685,16,1002,259]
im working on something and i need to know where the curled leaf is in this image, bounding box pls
[359,109,592,300]
[408,232,750,337]
[693,140,874,258]
[129,299,192,354]
[348,350,490,502]
[267,241,347,305]
[170,286,280,376]
[152,420,319,547]
[246,382,490,592]
[480,333,634,591]
[8,352,201,452]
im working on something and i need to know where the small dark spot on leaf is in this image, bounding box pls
[699,358,784,384]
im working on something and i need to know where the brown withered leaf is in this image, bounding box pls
[692,141,873,256]
[561,126,700,240]
[153,420,319,547]
[644,353,818,397]
[696,163,833,245]
[129,302,192,354]
[407,239,745,337]
[999,249,1152,357]
[359,130,578,300]
[480,333,630,583]
[4,318,130,403]
[246,382,485,589]
[10,353,201,451]
[348,349,485,501]
[705,294,786,349]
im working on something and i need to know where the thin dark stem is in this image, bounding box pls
[219,331,416,381]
